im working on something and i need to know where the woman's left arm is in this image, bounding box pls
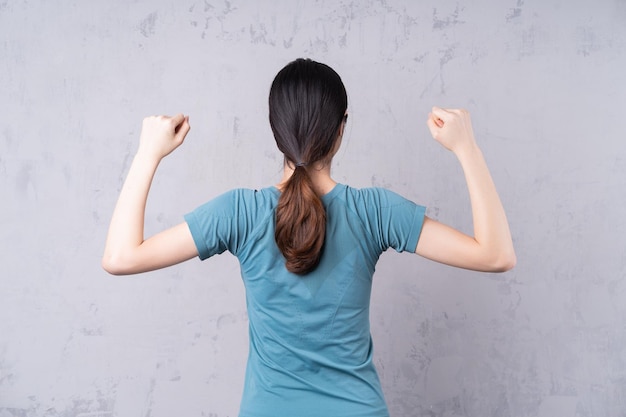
[102,114,198,275]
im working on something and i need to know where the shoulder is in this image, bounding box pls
[340,185,413,209]
[218,186,278,203]
[335,185,426,253]
[190,187,278,217]
[232,187,279,208]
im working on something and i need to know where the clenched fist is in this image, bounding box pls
[138,114,191,160]
[427,107,477,154]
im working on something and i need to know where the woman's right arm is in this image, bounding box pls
[102,114,198,275]
[415,107,516,272]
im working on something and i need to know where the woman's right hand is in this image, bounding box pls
[426,107,477,154]
[417,107,515,272]
[138,114,191,160]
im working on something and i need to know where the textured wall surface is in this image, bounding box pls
[1,1,625,416]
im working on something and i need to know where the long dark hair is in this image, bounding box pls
[269,58,348,275]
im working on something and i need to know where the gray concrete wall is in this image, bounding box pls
[1,0,625,416]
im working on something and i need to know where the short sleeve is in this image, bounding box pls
[184,190,244,260]
[367,188,426,253]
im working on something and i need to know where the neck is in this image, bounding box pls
[277,161,337,197]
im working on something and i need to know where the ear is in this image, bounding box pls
[338,113,348,138]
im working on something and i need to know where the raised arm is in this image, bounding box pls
[102,114,198,275]
[415,107,516,272]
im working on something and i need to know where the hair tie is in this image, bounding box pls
[295,161,308,168]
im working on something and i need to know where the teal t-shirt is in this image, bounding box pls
[185,184,426,417]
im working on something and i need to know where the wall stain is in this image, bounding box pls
[15,162,37,201]
[249,22,274,45]
[517,24,542,57]
[432,5,465,30]
[576,25,601,57]
[506,0,524,23]
[139,12,158,38]
[419,44,457,98]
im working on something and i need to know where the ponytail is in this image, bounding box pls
[275,165,325,275]
[269,58,347,275]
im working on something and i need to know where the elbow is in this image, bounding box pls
[101,253,133,276]
[489,248,517,272]
[102,256,122,275]
[505,251,517,271]
[492,257,516,273]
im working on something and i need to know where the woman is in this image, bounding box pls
[103,58,515,417]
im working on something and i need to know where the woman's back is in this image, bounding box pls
[185,184,426,416]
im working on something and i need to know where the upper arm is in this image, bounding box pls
[102,222,199,275]
[415,216,514,272]
[361,188,426,254]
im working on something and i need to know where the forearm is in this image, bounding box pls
[455,143,515,269]
[102,151,161,271]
